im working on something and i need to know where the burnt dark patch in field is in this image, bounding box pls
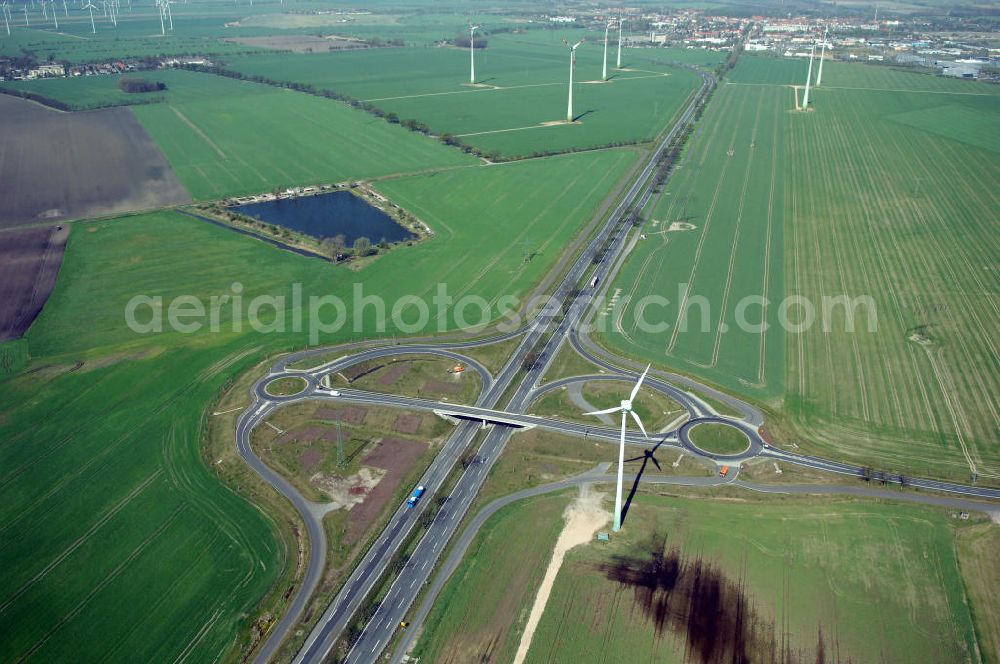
[0,94,190,228]
[600,534,842,664]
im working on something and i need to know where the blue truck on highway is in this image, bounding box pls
[406,485,426,508]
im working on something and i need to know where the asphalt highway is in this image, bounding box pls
[230,62,1000,664]
[336,66,721,664]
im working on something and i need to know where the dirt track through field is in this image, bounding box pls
[512,486,608,664]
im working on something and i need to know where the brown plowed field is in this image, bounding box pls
[0,224,69,340]
[0,94,191,228]
[347,437,427,539]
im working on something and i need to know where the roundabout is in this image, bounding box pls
[684,421,752,457]
[263,375,309,397]
[677,418,762,462]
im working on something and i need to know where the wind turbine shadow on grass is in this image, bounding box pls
[573,109,596,122]
[620,437,666,527]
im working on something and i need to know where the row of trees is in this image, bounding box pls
[118,77,167,93]
[320,234,382,261]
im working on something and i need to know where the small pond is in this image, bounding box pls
[232,190,414,244]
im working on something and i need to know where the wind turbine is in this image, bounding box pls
[583,364,652,531]
[22,4,28,26]
[802,42,815,108]
[816,27,829,86]
[468,24,480,84]
[602,19,611,81]
[564,39,583,122]
[616,17,624,69]
[2,3,9,35]
[50,0,57,29]
[83,0,95,32]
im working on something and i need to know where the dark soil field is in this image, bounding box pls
[314,406,367,425]
[0,225,69,340]
[0,95,190,228]
[347,436,427,540]
[223,35,368,53]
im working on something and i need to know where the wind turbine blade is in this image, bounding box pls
[629,409,649,439]
[650,455,662,471]
[583,406,621,416]
[629,363,651,402]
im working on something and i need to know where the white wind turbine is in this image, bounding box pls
[583,364,652,532]
[802,42,815,108]
[468,24,480,84]
[602,19,611,81]
[616,17,624,69]
[816,27,829,86]
[564,39,583,122]
[22,3,28,26]
[49,0,57,28]
[2,3,10,35]
[83,0,95,32]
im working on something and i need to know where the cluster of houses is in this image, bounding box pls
[744,17,996,79]
[0,55,211,82]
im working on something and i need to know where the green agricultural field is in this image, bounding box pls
[527,495,982,664]
[1,69,479,200]
[601,56,1000,484]
[419,492,987,664]
[0,145,637,661]
[130,77,477,200]
[0,68,275,110]
[598,80,787,397]
[226,35,707,157]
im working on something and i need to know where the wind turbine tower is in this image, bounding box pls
[50,0,57,29]
[583,365,652,531]
[2,4,9,35]
[565,39,582,122]
[802,42,815,108]
[602,20,611,81]
[83,0,95,32]
[468,24,480,84]
[616,17,624,69]
[22,4,28,26]
[816,27,829,86]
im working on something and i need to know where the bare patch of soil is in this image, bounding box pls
[347,437,427,540]
[0,224,69,340]
[422,378,462,396]
[223,34,368,52]
[392,413,422,434]
[377,361,410,385]
[278,426,325,445]
[0,94,190,228]
[299,448,322,473]
[311,466,385,508]
[314,406,367,425]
